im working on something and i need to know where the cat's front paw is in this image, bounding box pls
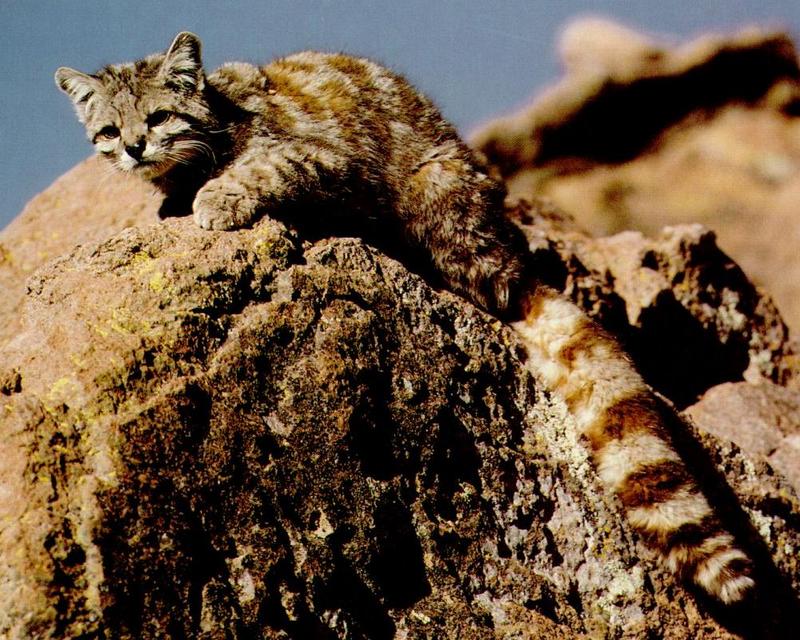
[193,181,261,230]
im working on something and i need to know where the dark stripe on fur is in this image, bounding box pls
[616,460,692,509]
[583,391,665,452]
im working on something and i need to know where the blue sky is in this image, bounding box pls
[2,0,799,228]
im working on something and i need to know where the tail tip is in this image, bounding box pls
[716,573,756,605]
[694,549,755,604]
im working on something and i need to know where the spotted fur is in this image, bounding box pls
[56,32,754,604]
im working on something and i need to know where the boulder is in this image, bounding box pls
[0,156,159,349]
[472,18,800,334]
[508,200,798,407]
[1,163,799,638]
[686,381,800,493]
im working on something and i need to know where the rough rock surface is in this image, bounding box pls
[686,382,800,494]
[471,18,800,333]
[509,200,798,407]
[0,156,159,349]
[1,163,800,638]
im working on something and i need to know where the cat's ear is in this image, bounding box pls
[55,67,102,122]
[160,31,204,92]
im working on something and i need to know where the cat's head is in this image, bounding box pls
[55,32,216,180]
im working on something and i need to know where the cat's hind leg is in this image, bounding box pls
[394,141,528,316]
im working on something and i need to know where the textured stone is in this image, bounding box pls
[686,381,800,493]
[472,18,800,333]
[508,200,799,407]
[0,156,159,349]
[0,166,799,637]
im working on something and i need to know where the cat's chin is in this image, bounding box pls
[132,159,176,180]
[103,155,173,180]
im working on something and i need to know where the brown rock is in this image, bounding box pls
[0,156,159,348]
[1,165,799,638]
[472,18,800,333]
[686,381,800,492]
[509,200,799,407]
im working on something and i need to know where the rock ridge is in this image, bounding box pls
[0,167,799,636]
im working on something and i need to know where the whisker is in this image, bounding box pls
[171,139,217,167]
[95,162,117,188]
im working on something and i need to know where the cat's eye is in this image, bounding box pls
[147,110,172,127]
[95,125,119,141]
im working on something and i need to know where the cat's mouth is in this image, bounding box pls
[129,157,176,178]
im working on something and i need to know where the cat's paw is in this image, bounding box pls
[192,181,261,230]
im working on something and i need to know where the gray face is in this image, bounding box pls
[55,32,213,180]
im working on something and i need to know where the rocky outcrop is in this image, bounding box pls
[686,381,800,494]
[508,200,798,407]
[472,18,800,333]
[0,157,158,349]
[1,161,799,638]
[4,22,800,636]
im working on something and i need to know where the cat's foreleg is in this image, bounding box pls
[193,139,346,230]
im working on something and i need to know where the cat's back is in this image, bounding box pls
[209,51,450,146]
[263,50,417,113]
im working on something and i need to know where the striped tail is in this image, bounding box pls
[511,286,755,604]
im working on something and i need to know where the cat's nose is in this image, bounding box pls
[125,139,146,160]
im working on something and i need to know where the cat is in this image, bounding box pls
[56,31,755,604]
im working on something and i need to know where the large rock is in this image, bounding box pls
[1,163,800,638]
[508,200,798,407]
[686,381,800,493]
[0,156,159,349]
[472,18,800,333]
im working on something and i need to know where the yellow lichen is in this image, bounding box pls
[129,250,156,270]
[148,271,167,293]
[48,375,80,405]
[0,243,13,266]
[91,323,110,338]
